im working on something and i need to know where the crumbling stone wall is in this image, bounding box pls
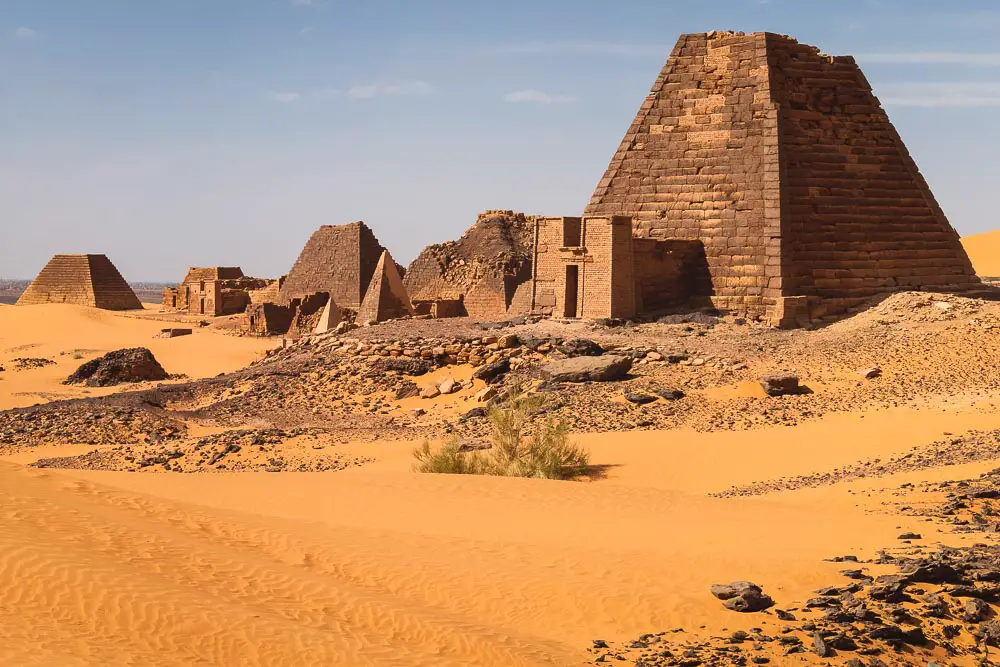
[584,31,979,322]
[633,239,709,313]
[245,292,328,337]
[162,267,273,316]
[278,222,387,308]
[405,210,536,319]
[18,254,142,311]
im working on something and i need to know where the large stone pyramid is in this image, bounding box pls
[17,254,142,310]
[357,250,415,324]
[585,31,979,322]
[278,221,389,308]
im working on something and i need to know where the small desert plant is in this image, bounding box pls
[413,389,589,479]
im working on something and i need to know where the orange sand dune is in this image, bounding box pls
[5,400,996,666]
[962,229,1000,277]
[0,303,276,409]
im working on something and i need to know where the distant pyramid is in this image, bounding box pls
[278,221,389,308]
[313,295,342,334]
[17,254,142,310]
[357,250,415,324]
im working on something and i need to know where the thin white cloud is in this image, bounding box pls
[503,89,576,104]
[14,26,39,40]
[345,81,431,100]
[877,82,1000,107]
[483,41,668,58]
[267,91,301,103]
[857,52,1000,66]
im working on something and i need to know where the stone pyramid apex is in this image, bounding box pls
[313,295,342,334]
[357,250,415,325]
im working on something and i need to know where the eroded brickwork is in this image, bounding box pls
[18,254,142,311]
[278,222,387,308]
[162,266,272,316]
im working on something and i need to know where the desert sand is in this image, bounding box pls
[4,300,1000,666]
[962,230,1000,277]
[0,303,276,410]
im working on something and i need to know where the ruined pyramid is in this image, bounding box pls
[584,31,979,323]
[17,254,142,310]
[357,250,415,325]
[278,221,389,308]
[313,295,342,334]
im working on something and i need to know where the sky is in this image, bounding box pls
[2,0,999,282]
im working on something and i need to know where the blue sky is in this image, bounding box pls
[2,0,999,281]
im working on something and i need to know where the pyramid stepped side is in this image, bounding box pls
[278,222,387,308]
[87,255,143,310]
[357,251,415,324]
[585,31,979,319]
[767,35,979,299]
[584,32,782,316]
[17,255,99,307]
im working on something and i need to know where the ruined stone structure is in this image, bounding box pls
[530,216,707,319]
[162,267,272,316]
[245,292,330,337]
[279,222,397,308]
[357,251,415,324]
[404,211,535,319]
[17,254,142,310]
[584,31,979,324]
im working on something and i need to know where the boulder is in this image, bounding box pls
[472,358,510,383]
[64,348,167,387]
[711,581,775,613]
[655,387,685,401]
[710,581,764,601]
[557,338,604,357]
[438,378,458,394]
[625,391,657,405]
[759,373,801,396]
[861,367,882,379]
[498,334,520,349]
[394,381,420,400]
[541,355,632,383]
[420,386,440,399]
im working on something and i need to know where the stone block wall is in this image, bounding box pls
[633,238,707,312]
[18,254,142,310]
[584,32,781,318]
[765,35,979,304]
[278,222,386,308]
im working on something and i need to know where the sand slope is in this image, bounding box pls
[0,303,275,409]
[5,401,985,666]
[962,229,1000,277]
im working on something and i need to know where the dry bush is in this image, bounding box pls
[413,389,589,479]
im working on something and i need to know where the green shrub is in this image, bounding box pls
[413,389,589,479]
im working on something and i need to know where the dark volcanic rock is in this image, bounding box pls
[711,581,775,613]
[373,357,432,376]
[625,391,658,405]
[557,338,604,357]
[541,355,632,383]
[472,358,510,383]
[64,348,167,387]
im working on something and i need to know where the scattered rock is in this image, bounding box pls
[897,532,922,540]
[394,381,419,400]
[474,386,498,403]
[420,386,440,399]
[655,387,685,401]
[438,378,458,394]
[64,348,167,387]
[759,373,801,397]
[625,391,658,405]
[557,338,603,357]
[711,581,775,613]
[861,367,882,379]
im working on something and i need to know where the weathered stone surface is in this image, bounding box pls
[472,358,511,383]
[65,348,167,387]
[760,373,801,397]
[541,356,632,383]
[18,254,142,310]
[557,338,604,357]
[711,582,774,613]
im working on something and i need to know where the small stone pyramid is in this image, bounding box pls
[356,250,415,325]
[17,254,142,310]
[313,295,342,334]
